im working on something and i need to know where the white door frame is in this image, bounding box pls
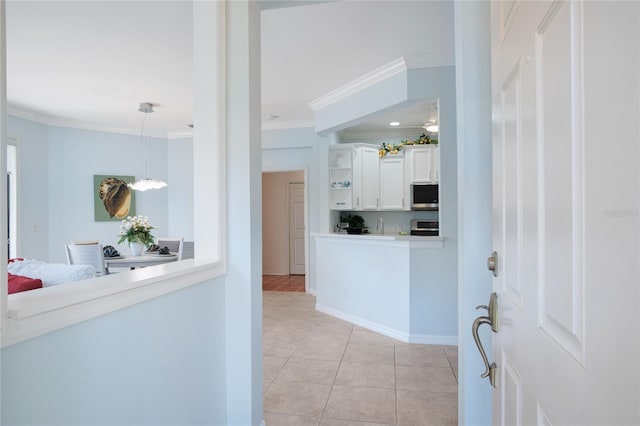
[262,166,309,293]
[6,137,19,259]
[287,181,305,275]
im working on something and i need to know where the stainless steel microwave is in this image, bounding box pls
[411,183,439,211]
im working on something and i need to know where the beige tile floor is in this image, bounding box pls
[263,291,458,426]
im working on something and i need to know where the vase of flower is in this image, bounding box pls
[129,241,145,256]
[117,215,155,256]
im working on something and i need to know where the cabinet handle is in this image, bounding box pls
[376,198,379,208]
[356,197,360,207]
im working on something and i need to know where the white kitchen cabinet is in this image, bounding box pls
[330,143,414,211]
[329,145,355,210]
[357,146,380,210]
[379,155,407,210]
[407,145,440,183]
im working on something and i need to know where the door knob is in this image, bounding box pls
[487,251,498,277]
[472,292,498,387]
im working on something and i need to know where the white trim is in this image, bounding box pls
[6,106,312,139]
[262,119,315,130]
[6,136,19,259]
[309,57,406,111]
[316,303,409,341]
[4,260,222,347]
[408,333,459,346]
[167,131,193,139]
[316,303,457,345]
[308,53,455,112]
[7,104,172,139]
[404,52,455,69]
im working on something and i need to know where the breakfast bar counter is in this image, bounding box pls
[311,232,455,345]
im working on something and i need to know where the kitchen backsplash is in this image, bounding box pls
[334,210,439,233]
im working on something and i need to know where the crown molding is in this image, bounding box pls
[8,104,313,138]
[167,131,194,140]
[261,119,315,130]
[7,104,170,139]
[308,52,454,112]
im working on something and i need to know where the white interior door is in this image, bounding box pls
[488,1,639,424]
[289,182,305,275]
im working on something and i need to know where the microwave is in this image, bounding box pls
[411,184,439,211]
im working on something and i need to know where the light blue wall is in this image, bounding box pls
[7,116,50,261]
[2,278,227,425]
[168,137,194,241]
[317,66,458,338]
[47,126,169,263]
[265,65,459,338]
[409,69,457,337]
[6,116,196,264]
[454,1,493,424]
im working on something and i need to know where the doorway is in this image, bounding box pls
[7,140,17,259]
[262,170,306,292]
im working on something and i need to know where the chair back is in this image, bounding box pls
[65,242,107,276]
[156,237,184,260]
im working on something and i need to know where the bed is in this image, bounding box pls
[7,258,96,293]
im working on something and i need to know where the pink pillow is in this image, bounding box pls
[8,273,43,294]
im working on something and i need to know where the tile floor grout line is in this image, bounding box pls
[444,346,458,385]
[394,343,399,425]
[317,323,354,423]
[263,291,458,424]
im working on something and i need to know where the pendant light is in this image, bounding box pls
[128,102,168,191]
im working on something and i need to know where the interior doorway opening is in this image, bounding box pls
[261,170,307,292]
[7,140,17,260]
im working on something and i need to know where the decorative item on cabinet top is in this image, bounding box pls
[378,133,438,157]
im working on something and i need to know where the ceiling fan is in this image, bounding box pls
[422,122,439,132]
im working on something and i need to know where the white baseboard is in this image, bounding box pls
[262,270,288,276]
[407,334,458,345]
[316,303,457,345]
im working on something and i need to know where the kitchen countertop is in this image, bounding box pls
[311,232,444,248]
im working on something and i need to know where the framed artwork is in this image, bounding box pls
[94,175,136,222]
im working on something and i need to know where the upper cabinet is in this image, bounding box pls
[357,146,380,210]
[406,145,440,184]
[330,144,411,211]
[329,145,355,210]
[379,155,408,210]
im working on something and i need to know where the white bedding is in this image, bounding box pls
[8,259,96,287]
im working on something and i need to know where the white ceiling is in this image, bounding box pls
[5,0,453,138]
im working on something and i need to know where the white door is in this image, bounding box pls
[289,183,305,275]
[487,1,639,424]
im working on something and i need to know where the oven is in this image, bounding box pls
[410,219,439,236]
